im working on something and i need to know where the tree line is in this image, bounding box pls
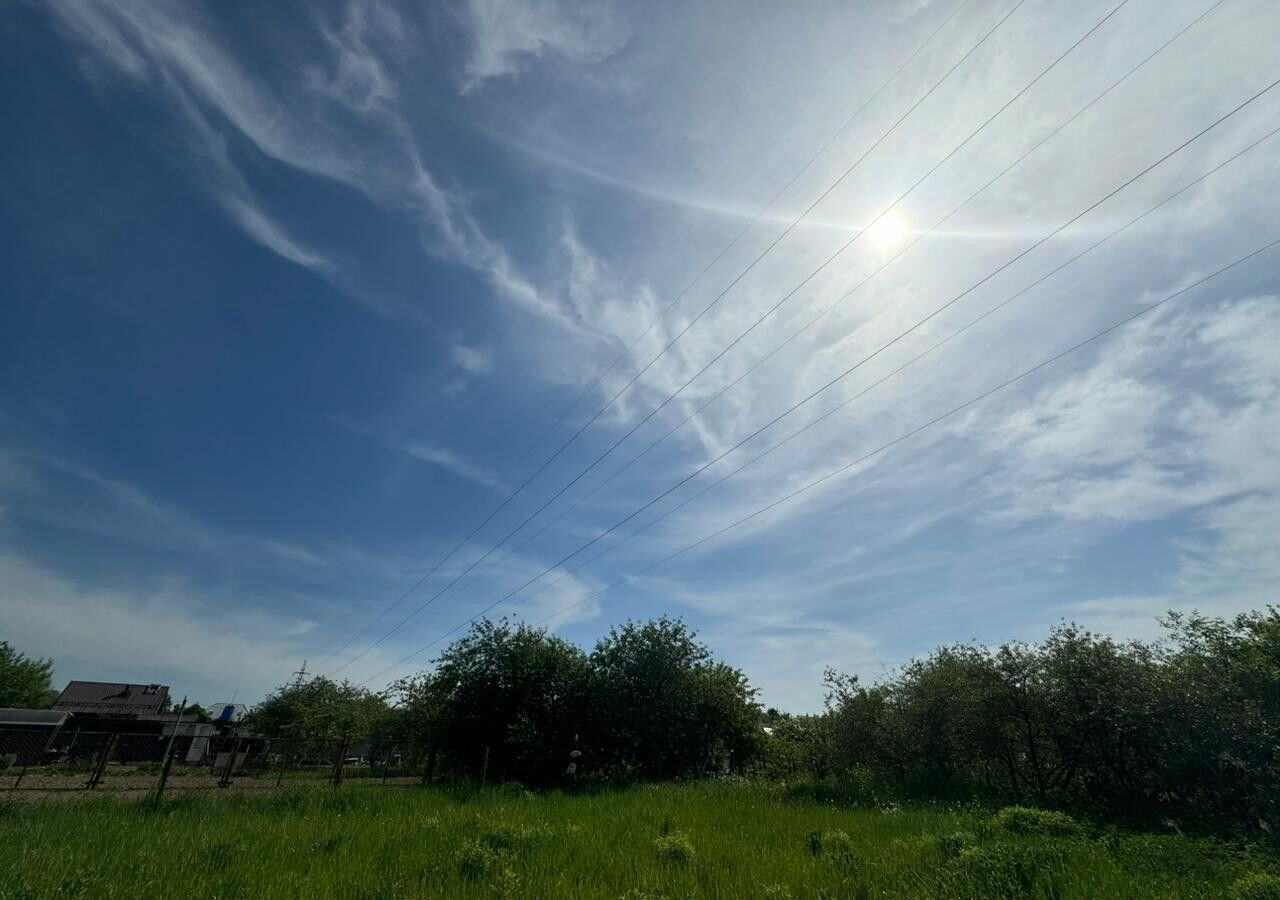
[6,605,1276,835]
[248,608,1278,835]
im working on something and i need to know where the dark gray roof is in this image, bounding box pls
[0,708,69,727]
[53,681,170,716]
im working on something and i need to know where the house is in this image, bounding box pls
[53,681,170,718]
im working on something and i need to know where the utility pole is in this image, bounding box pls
[291,661,309,688]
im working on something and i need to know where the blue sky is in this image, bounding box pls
[2,0,1278,711]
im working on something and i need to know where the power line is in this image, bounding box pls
[327,0,1029,675]
[310,0,972,671]
[353,73,1280,685]
[504,120,1280,624]
[447,0,1226,600]
[361,232,1280,686]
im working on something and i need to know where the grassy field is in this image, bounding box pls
[1,782,1276,899]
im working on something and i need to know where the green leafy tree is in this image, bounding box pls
[247,676,393,742]
[0,641,57,708]
[590,617,760,777]
[396,619,591,783]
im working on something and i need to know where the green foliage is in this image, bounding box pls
[823,607,1280,834]
[182,703,213,723]
[653,830,695,864]
[394,618,591,784]
[456,838,498,880]
[591,616,761,779]
[246,675,392,741]
[0,641,56,709]
[0,783,1270,898]
[936,831,976,860]
[943,843,1068,900]
[393,616,761,785]
[1231,873,1280,900]
[992,807,1084,838]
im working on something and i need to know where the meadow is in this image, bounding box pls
[2,782,1277,900]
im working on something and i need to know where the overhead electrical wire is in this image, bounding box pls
[353,71,1280,686]
[326,0,1030,674]
[499,120,1280,627]
[444,0,1226,602]
[310,0,972,670]
[361,232,1280,687]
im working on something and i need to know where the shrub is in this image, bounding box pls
[654,830,695,865]
[806,829,852,856]
[806,829,858,874]
[946,844,1067,900]
[457,839,499,880]
[936,831,976,861]
[1231,873,1280,900]
[992,806,1084,838]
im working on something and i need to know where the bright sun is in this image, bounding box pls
[868,212,908,250]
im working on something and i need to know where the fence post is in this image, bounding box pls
[275,741,290,788]
[218,736,242,788]
[10,763,28,793]
[331,736,350,788]
[154,695,187,800]
[423,745,435,786]
[480,746,490,787]
[86,734,118,790]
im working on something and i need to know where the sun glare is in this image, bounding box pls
[868,212,908,250]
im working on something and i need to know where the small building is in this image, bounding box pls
[53,681,170,718]
[0,708,70,765]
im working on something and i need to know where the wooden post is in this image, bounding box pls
[423,745,436,786]
[332,736,350,788]
[479,746,490,787]
[218,736,242,788]
[380,747,391,786]
[275,742,290,788]
[86,734,118,790]
[9,763,28,793]
[154,695,187,799]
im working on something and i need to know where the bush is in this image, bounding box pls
[936,831,976,860]
[653,831,695,865]
[992,806,1084,838]
[1231,873,1280,900]
[457,839,499,880]
[478,821,552,854]
[945,844,1067,900]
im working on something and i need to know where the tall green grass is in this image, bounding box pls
[1,781,1274,899]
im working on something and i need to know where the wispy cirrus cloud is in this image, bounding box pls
[395,440,507,491]
[457,0,629,94]
[40,0,595,332]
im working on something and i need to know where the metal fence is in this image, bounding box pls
[0,729,430,799]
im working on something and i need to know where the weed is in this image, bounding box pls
[992,806,1085,838]
[456,839,499,880]
[1231,873,1280,900]
[936,831,976,860]
[654,830,695,865]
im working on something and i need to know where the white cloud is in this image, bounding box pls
[396,440,507,491]
[40,0,593,332]
[458,0,628,93]
[451,343,494,375]
[0,549,415,705]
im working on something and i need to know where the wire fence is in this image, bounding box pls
[0,729,431,800]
